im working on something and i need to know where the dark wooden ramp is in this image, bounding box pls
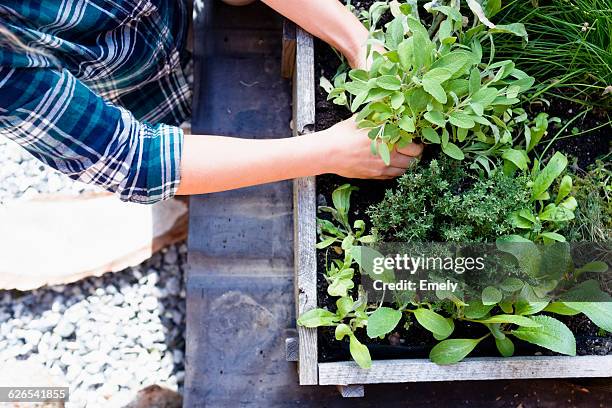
[184,1,611,407]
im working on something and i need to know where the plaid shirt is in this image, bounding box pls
[0,0,191,204]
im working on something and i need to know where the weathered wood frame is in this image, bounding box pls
[291,30,612,390]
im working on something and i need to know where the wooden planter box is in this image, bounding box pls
[290,29,612,395]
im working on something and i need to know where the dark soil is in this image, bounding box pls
[313,9,612,362]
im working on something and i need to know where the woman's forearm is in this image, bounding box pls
[176,132,333,195]
[261,0,368,68]
[175,120,424,196]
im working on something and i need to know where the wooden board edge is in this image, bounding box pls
[292,27,318,386]
[319,355,612,385]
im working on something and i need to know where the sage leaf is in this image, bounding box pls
[376,75,402,90]
[429,338,483,365]
[379,142,391,165]
[335,323,352,340]
[398,115,416,132]
[367,307,403,338]
[531,152,568,201]
[424,110,446,127]
[576,261,608,274]
[421,127,440,144]
[349,334,372,369]
[511,315,576,355]
[502,148,528,171]
[297,309,339,328]
[449,112,475,129]
[495,337,515,357]
[442,142,465,160]
[481,286,503,305]
[414,308,453,337]
[476,314,541,327]
[423,78,447,103]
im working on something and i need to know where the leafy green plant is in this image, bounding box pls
[564,159,612,242]
[316,184,375,297]
[324,1,535,171]
[494,0,612,106]
[298,174,611,368]
[368,157,532,242]
[509,152,577,243]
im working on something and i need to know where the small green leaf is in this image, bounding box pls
[297,309,339,328]
[476,314,541,327]
[422,127,441,144]
[335,323,352,340]
[544,302,580,316]
[424,110,446,127]
[367,307,403,338]
[442,142,465,160]
[316,237,337,249]
[423,67,453,84]
[471,87,498,106]
[422,78,447,103]
[376,75,402,90]
[414,308,453,337]
[469,67,481,94]
[336,297,354,318]
[463,300,494,319]
[532,152,568,201]
[349,334,372,369]
[576,261,609,274]
[555,175,573,204]
[502,148,528,171]
[500,277,524,292]
[398,115,416,132]
[495,337,515,357]
[490,23,528,40]
[429,338,483,365]
[391,91,405,109]
[511,315,576,355]
[482,286,503,305]
[448,112,475,129]
[379,142,391,165]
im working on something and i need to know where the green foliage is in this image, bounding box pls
[509,152,578,243]
[299,0,611,370]
[564,159,612,242]
[494,0,612,106]
[298,179,611,367]
[324,1,534,170]
[368,158,531,242]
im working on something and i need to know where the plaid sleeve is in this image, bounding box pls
[0,67,183,204]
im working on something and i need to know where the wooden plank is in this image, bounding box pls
[292,26,318,386]
[319,355,612,385]
[337,385,365,398]
[282,20,297,79]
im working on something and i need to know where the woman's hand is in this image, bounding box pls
[320,118,424,179]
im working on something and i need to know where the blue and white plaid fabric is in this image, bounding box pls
[0,0,191,204]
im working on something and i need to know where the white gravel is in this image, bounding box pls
[0,135,188,407]
[0,136,102,204]
[0,246,187,407]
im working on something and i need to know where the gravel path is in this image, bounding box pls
[0,135,187,407]
[0,244,187,407]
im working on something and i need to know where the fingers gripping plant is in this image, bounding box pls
[323,1,534,171]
